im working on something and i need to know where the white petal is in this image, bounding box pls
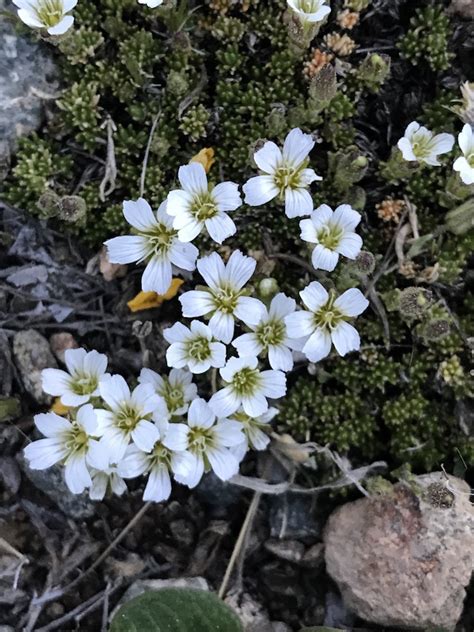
[131,383,161,414]
[63,0,78,11]
[131,420,160,452]
[205,213,236,244]
[168,241,199,271]
[142,258,172,295]
[220,356,256,382]
[139,368,164,391]
[213,420,245,446]
[405,121,420,137]
[64,454,91,494]
[334,288,369,317]
[303,329,332,362]
[332,204,361,231]
[180,290,214,317]
[166,343,188,369]
[34,412,71,438]
[300,281,329,312]
[254,141,282,174]
[212,182,242,211]
[209,342,227,368]
[311,244,339,271]
[268,344,294,371]
[458,124,474,156]
[24,438,68,469]
[336,233,363,259]
[207,447,239,481]
[163,322,190,344]
[241,393,268,417]
[209,387,240,418]
[89,473,108,501]
[105,235,149,264]
[118,446,149,478]
[269,293,296,319]
[167,189,193,217]
[178,163,208,195]
[99,375,130,410]
[110,473,127,496]
[284,311,315,338]
[397,137,417,162]
[178,218,203,242]
[187,398,215,429]
[163,423,189,452]
[105,428,130,463]
[331,321,361,356]
[17,9,44,28]
[260,370,287,398]
[234,296,266,328]
[243,175,279,206]
[64,347,87,373]
[76,404,98,435]
[197,251,226,289]
[282,128,315,168]
[232,333,262,358]
[299,218,318,243]
[47,15,74,35]
[209,310,235,344]
[143,466,172,502]
[41,369,71,397]
[86,438,110,471]
[431,133,454,156]
[83,350,108,377]
[174,453,204,489]
[248,427,271,451]
[225,250,257,289]
[285,188,314,219]
[123,198,157,232]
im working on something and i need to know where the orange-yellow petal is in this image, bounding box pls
[190,148,215,174]
[127,279,184,312]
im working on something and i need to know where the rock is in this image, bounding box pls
[264,539,305,563]
[0,332,13,396]
[0,457,21,500]
[195,471,243,515]
[49,332,78,363]
[300,543,325,569]
[324,591,355,628]
[324,473,474,631]
[448,0,474,18]
[0,9,57,164]
[13,329,57,404]
[269,494,323,542]
[18,455,95,519]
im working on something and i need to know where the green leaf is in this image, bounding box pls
[109,588,243,632]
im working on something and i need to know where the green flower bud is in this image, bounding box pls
[58,195,87,223]
[37,190,61,219]
[399,287,433,320]
[259,278,280,300]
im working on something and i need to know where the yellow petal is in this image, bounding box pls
[190,148,215,174]
[127,279,184,313]
[51,398,71,416]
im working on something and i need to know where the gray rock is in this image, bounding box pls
[324,473,474,631]
[13,329,56,404]
[324,591,355,628]
[0,10,57,168]
[18,454,95,519]
[0,331,13,396]
[269,494,323,542]
[264,539,305,564]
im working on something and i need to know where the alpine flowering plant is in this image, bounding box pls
[13,0,77,35]
[24,128,373,503]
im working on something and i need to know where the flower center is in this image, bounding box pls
[149,442,171,468]
[231,367,261,396]
[190,192,219,222]
[187,427,214,454]
[64,425,89,454]
[317,223,344,250]
[161,384,185,415]
[273,166,303,195]
[213,286,240,314]
[467,151,474,167]
[313,294,344,330]
[186,336,211,362]
[255,320,286,348]
[298,0,319,12]
[411,134,433,159]
[115,405,144,432]
[71,372,98,396]
[143,223,177,257]
[35,0,64,27]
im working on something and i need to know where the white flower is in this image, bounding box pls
[167,163,242,244]
[174,398,244,488]
[164,320,226,374]
[179,250,265,344]
[118,421,192,502]
[287,0,331,23]
[13,0,77,35]
[228,407,278,463]
[209,356,286,418]
[138,0,163,7]
[138,368,197,418]
[95,375,165,462]
[299,204,363,272]
[232,293,302,372]
[453,124,474,185]
[105,198,199,295]
[42,348,109,407]
[397,122,454,166]
[243,128,322,219]
[285,282,369,363]
[24,405,108,495]
[89,466,127,501]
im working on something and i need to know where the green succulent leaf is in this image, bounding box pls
[109,588,243,632]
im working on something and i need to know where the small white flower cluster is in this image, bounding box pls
[25,128,370,502]
[398,121,474,186]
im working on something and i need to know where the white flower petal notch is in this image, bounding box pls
[13,0,77,35]
[243,128,322,219]
[24,404,109,495]
[285,282,369,363]
[397,122,455,167]
[138,367,197,418]
[453,124,474,185]
[287,0,331,24]
[300,204,363,272]
[179,250,266,344]
[167,162,242,245]
[42,347,109,407]
[95,375,165,463]
[174,398,244,489]
[232,292,303,372]
[118,420,192,503]
[164,320,226,374]
[89,466,127,501]
[209,356,287,419]
[138,0,163,7]
[227,407,278,463]
[105,198,199,295]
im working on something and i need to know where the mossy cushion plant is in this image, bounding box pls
[5,0,474,477]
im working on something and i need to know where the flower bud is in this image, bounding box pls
[58,196,87,223]
[421,318,451,342]
[259,278,280,300]
[37,190,61,218]
[399,287,433,320]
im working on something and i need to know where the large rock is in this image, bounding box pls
[324,473,474,630]
[13,329,57,404]
[0,6,57,174]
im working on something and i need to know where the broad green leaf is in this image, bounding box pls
[110,588,243,632]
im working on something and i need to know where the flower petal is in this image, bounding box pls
[254,141,282,174]
[334,288,369,317]
[285,187,314,219]
[331,321,361,356]
[142,258,172,295]
[243,175,278,206]
[178,163,208,195]
[300,281,329,312]
[105,235,149,264]
[303,328,332,362]
[123,198,157,232]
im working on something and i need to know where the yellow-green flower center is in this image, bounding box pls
[160,383,185,415]
[231,367,261,396]
[317,223,343,250]
[64,424,89,455]
[186,337,211,362]
[71,372,98,396]
[115,404,146,432]
[212,286,240,314]
[313,292,344,330]
[190,192,218,222]
[273,166,304,196]
[188,427,214,454]
[35,0,64,27]
[142,223,177,257]
[149,442,171,468]
[255,319,286,348]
